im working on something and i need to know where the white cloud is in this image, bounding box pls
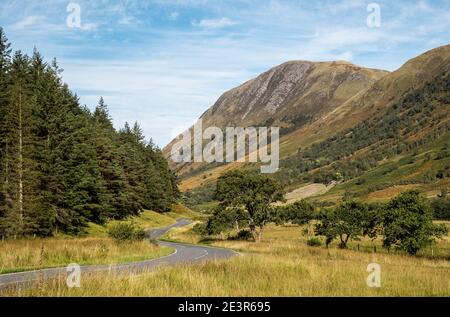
[169,12,180,20]
[118,16,134,25]
[192,17,236,29]
[12,15,46,30]
[327,0,365,13]
[335,51,354,62]
[80,23,99,31]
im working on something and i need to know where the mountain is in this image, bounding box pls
[165,44,450,205]
[164,60,388,177]
[198,60,387,129]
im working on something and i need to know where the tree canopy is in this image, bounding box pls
[215,170,285,241]
[382,190,447,255]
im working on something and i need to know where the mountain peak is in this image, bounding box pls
[198,58,388,129]
[164,57,388,176]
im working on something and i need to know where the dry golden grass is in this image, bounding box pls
[0,204,201,274]
[283,183,336,204]
[0,238,172,274]
[365,185,420,203]
[6,223,449,297]
[86,204,200,237]
[0,204,199,274]
[5,238,449,297]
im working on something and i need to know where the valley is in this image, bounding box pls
[0,23,449,298]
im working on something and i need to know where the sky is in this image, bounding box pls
[0,0,449,147]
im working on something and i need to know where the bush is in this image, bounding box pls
[431,197,450,220]
[108,222,146,243]
[307,237,322,247]
[229,230,253,241]
[192,222,207,236]
[236,230,253,240]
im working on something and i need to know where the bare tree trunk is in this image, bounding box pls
[257,229,263,242]
[4,140,8,185]
[18,92,23,226]
[248,218,258,242]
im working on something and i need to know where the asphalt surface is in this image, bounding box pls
[0,218,238,292]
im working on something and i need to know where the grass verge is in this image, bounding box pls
[0,204,199,274]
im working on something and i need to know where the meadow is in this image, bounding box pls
[0,238,172,274]
[5,222,449,296]
[0,204,196,275]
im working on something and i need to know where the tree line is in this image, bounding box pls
[0,28,178,238]
[196,170,448,255]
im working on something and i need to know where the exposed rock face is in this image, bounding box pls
[209,62,315,121]
[198,60,387,130]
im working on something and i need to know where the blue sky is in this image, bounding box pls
[0,0,449,146]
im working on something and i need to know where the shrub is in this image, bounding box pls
[235,230,253,241]
[108,222,146,243]
[228,230,253,241]
[431,197,450,220]
[192,222,208,236]
[307,237,322,247]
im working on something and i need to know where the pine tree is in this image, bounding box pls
[143,143,175,212]
[1,51,40,236]
[117,123,147,215]
[0,27,11,238]
[0,30,179,237]
[93,98,132,220]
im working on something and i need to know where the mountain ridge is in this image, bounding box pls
[164,59,389,176]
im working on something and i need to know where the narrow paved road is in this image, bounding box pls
[0,218,237,292]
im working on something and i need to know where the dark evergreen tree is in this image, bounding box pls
[0,30,179,238]
[0,27,12,237]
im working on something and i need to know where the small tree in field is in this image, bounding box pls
[431,195,450,220]
[282,200,316,236]
[215,170,285,242]
[382,190,448,255]
[203,206,247,238]
[284,200,315,225]
[315,200,367,249]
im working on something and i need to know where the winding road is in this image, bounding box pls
[0,218,237,292]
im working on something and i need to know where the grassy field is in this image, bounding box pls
[0,239,172,274]
[0,204,198,275]
[85,204,200,237]
[7,222,449,296]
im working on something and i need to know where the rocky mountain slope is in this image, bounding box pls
[164,60,388,177]
[164,44,450,204]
